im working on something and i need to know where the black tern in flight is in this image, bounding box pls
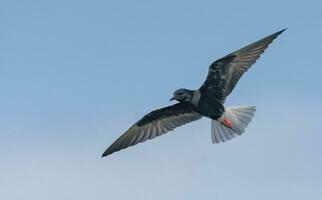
[102,29,285,157]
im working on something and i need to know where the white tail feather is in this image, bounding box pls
[211,106,256,144]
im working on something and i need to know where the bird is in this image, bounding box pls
[102,29,285,157]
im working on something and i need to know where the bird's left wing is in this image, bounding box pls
[199,29,285,103]
[102,103,202,157]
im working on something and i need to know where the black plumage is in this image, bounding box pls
[136,103,197,127]
[102,29,285,157]
[199,29,286,103]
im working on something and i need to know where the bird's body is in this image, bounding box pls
[102,29,285,157]
[195,92,225,120]
[171,89,225,120]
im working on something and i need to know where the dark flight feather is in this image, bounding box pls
[102,103,202,157]
[200,29,286,103]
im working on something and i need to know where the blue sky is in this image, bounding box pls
[1,0,322,199]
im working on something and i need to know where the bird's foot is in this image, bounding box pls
[221,118,232,129]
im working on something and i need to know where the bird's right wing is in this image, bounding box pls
[200,29,285,103]
[102,103,202,157]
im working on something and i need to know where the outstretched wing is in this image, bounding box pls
[102,103,202,157]
[199,29,285,103]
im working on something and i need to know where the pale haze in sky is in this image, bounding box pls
[1,0,322,200]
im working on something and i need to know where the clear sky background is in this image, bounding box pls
[1,0,322,199]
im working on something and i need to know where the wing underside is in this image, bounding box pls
[102,103,202,157]
[200,29,285,102]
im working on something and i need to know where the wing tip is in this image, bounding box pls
[101,151,110,158]
[261,28,286,43]
[263,28,286,43]
[270,28,286,39]
[276,28,287,35]
[101,148,116,158]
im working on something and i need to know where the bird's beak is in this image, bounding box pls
[169,96,176,101]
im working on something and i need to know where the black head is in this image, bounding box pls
[170,88,193,102]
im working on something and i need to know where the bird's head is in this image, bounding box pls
[170,89,193,102]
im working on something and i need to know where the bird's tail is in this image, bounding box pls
[211,105,256,143]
